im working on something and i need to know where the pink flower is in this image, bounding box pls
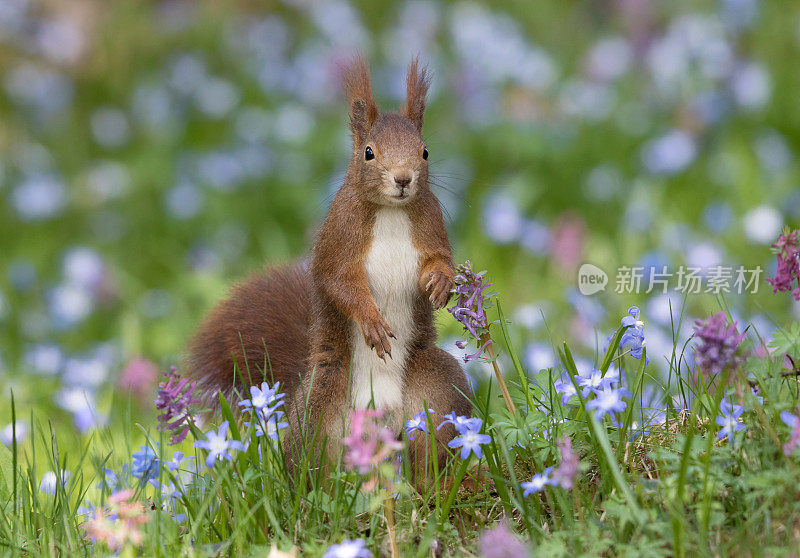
[549,213,586,273]
[118,357,159,402]
[478,521,530,558]
[766,228,800,301]
[83,489,149,550]
[343,409,402,475]
[781,406,800,457]
[551,435,579,490]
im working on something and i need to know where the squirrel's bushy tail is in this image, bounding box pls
[185,264,311,403]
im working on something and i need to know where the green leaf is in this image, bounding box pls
[600,325,628,373]
[219,392,242,442]
[0,442,12,503]
[768,322,800,359]
[587,413,646,526]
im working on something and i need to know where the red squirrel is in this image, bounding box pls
[186,56,472,484]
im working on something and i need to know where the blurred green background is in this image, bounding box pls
[0,0,798,437]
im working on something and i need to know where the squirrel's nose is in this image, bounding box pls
[393,174,412,189]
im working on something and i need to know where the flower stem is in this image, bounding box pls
[384,494,399,558]
[439,456,471,526]
[482,334,517,416]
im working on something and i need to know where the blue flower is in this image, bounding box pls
[437,412,482,434]
[716,400,745,443]
[586,386,630,420]
[447,425,492,459]
[613,384,667,438]
[405,410,434,440]
[521,467,553,496]
[193,421,245,468]
[131,444,159,481]
[40,470,70,495]
[748,385,764,406]
[149,478,182,501]
[781,411,799,430]
[577,367,619,397]
[97,467,119,490]
[245,409,289,441]
[238,381,285,414]
[554,375,578,405]
[619,306,647,360]
[165,451,193,473]
[322,538,372,558]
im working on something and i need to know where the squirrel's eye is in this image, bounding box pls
[422,147,428,160]
[365,146,374,161]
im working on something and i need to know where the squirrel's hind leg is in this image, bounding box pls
[283,359,350,486]
[401,347,472,492]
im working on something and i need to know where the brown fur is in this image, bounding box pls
[186,264,310,401]
[342,55,379,146]
[401,56,430,132]
[186,57,472,490]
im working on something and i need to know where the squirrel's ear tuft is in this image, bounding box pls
[402,56,430,132]
[342,55,379,145]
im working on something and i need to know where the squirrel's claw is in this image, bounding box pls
[426,270,454,310]
[360,312,394,359]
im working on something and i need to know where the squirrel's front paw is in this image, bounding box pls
[359,313,395,360]
[426,270,455,310]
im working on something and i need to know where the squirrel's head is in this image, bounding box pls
[342,56,430,206]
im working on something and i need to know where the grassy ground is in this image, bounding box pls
[3,289,800,556]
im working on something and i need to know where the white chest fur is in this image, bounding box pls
[350,207,419,415]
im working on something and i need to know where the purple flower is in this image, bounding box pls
[586,386,630,420]
[693,312,747,377]
[620,306,646,360]
[193,421,244,468]
[154,366,200,445]
[478,521,531,558]
[780,406,800,456]
[405,410,434,440]
[448,261,493,362]
[437,412,482,434]
[766,228,800,300]
[716,400,745,443]
[448,425,492,459]
[521,467,553,496]
[322,538,372,558]
[550,435,579,490]
[342,409,402,475]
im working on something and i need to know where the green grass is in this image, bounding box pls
[2,297,800,557]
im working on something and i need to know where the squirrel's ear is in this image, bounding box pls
[402,56,430,132]
[342,55,379,145]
